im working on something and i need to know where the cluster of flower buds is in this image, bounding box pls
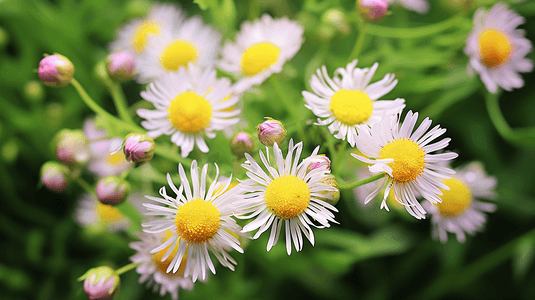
[40,162,70,193]
[230,132,254,158]
[357,0,388,22]
[53,129,89,166]
[106,51,136,83]
[257,118,287,147]
[122,133,155,167]
[38,53,74,87]
[80,266,120,300]
[96,176,131,205]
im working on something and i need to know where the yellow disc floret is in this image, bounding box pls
[160,40,198,71]
[167,91,212,133]
[152,230,187,275]
[379,138,426,182]
[97,202,124,223]
[479,29,511,68]
[106,152,127,166]
[240,42,281,76]
[436,177,472,217]
[265,175,310,219]
[175,198,221,244]
[330,90,373,126]
[133,21,161,53]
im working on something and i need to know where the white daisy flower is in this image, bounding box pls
[387,0,429,14]
[136,16,221,83]
[238,139,338,255]
[74,193,129,232]
[130,231,194,300]
[110,3,184,54]
[422,162,497,243]
[142,161,245,282]
[137,63,241,158]
[464,2,533,94]
[351,110,458,219]
[218,14,304,94]
[353,167,404,211]
[303,60,405,147]
[83,119,132,178]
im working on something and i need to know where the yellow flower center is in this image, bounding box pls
[167,91,213,133]
[479,29,511,68]
[160,40,198,71]
[240,42,281,76]
[132,21,161,53]
[106,152,127,166]
[152,230,187,275]
[436,177,473,217]
[174,198,221,244]
[97,202,124,223]
[330,90,373,126]
[378,138,426,182]
[265,175,310,220]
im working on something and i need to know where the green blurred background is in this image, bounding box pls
[1,0,535,299]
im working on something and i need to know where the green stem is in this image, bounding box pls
[365,13,463,39]
[270,76,308,144]
[115,262,141,275]
[109,82,135,124]
[71,78,142,133]
[348,22,367,60]
[248,0,260,21]
[75,177,95,195]
[338,173,384,190]
[333,142,347,174]
[154,144,192,166]
[484,91,512,138]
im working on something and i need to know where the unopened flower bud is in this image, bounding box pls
[307,155,331,172]
[257,118,287,147]
[38,54,74,87]
[230,132,254,158]
[80,266,120,300]
[41,161,70,192]
[107,51,136,83]
[96,176,130,205]
[53,129,89,165]
[321,9,350,35]
[122,133,155,167]
[318,175,340,206]
[357,0,388,22]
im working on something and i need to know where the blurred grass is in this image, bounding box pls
[0,0,535,299]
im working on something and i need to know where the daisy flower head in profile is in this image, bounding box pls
[137,63,241,158]
[387,0,429,14]
[303,60,405,147]
[422,162,497,243]
[130,231,194,300]
[464,2,533,94]
[136,15,221,83]
[238,139,338,255]
[351,110,458,219]
[74,193,129,233]
[141,161,245,282]
[110,3,184,55]
[218,14,304,94]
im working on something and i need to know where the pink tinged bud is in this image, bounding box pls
[318,175,340,206]
[307,155,331,172]
[81,266,120,300]
[257,119,287,147]
[106,51,136,83]
[54,129,89,165]
[357,0,388,22]
[41,162,69,193]
[230,132,254,158]
[123,133,155,167]
[96,176,130,205]
[38,54,75,87]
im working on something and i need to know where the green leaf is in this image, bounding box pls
[513,236,535,281]
[193,0,219,10]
